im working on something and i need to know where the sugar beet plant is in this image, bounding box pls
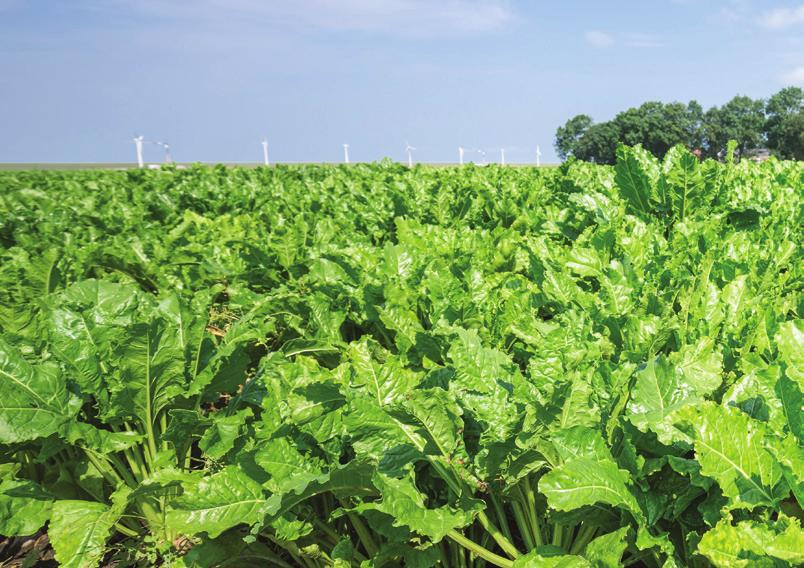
[0,145,801,567]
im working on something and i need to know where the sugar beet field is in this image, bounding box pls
[0,146,801,568]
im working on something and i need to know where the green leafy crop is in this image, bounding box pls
[0,148,800,567]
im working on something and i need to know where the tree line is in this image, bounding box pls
[555,87,803,163]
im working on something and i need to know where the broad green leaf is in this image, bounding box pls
[583,527,629,567]
[403,388,465,459]
[47,280,138,392]
[343,397,425,467]
[776,374,803,443]
[662,145,704,219]
[674,402,787,509]
[697,515,804,567]
[166,466,268,538]
[446,328,522,442]
[539,458,642,521]
[264,462,376,521]
[723,359,791,437]
[764,433,804,507]
[65,421,143,453]
[615,145,656,217]
[635,527,675,556]
[775,320,803,382]
[627,342,722,444]
[254,436,323,493]
[355,472,480,542]
[49,487,129,568]
[0,478,53,535]
[556,377,600,430]
[550,426,611,464]
[110,318,185,424]
[347,339,419,406]
[0,337,79,443]
[673,337,723,391]
[198,408,252,460]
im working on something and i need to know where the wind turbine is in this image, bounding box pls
[459,146,465,166]
[154,141,173,164]
[500,148,506,166]
[536,145,542,167]
[405,142,415,168]
[261,138,270,166]
[133,136,144,168]
[343,144,350,164]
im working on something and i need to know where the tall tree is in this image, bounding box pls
[765,87,803,158]
[573,121,619,164]
[702,96,766,157]
[553,89,803,163]
[685,100,705,150]
[775,110,804,160]
[555,114,593,160]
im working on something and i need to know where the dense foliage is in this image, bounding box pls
[0,147,801,568]
[555,87,804,162]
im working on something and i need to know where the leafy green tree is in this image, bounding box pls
[774,110,804,160]
[685,100,706,149]
[765,87,803,158]
[703,96,766,157]
[616,102,694,157]
[554,114,593,160]
[573,121,619,163]
[555,100,723,163]
[554,91,803,163]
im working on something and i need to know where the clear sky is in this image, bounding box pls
[1,0,802,164]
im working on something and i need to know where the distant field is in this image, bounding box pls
[0,162,557,171]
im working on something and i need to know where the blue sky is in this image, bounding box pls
[1,0,802,164]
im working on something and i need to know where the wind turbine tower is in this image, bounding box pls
[158,142,173,164]
[343,144,350,164]
[262,139,270,166]
[133,136,144,168]
[405,143,416,168]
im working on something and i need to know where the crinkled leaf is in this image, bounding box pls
[583,527,629,567]
[0,478,53,536]
[539,458,643,521]
[49,487,130,568]
[627,343,722,444]
[614,144,657,217]
[0,337,79,443]
[673,402,787,510]
[254,436,323,493]
[697,514,804,567]
[198,408,252,460]
[166,466,268,538]
[355,472,480,542]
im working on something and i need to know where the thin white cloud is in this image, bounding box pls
[760,5,804,29]
[717,6,744,24]
[108,0,514,36]
[585,31,664,49]
[623,32,664,48]
[781,66,804,86]
[585,30,615,48]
